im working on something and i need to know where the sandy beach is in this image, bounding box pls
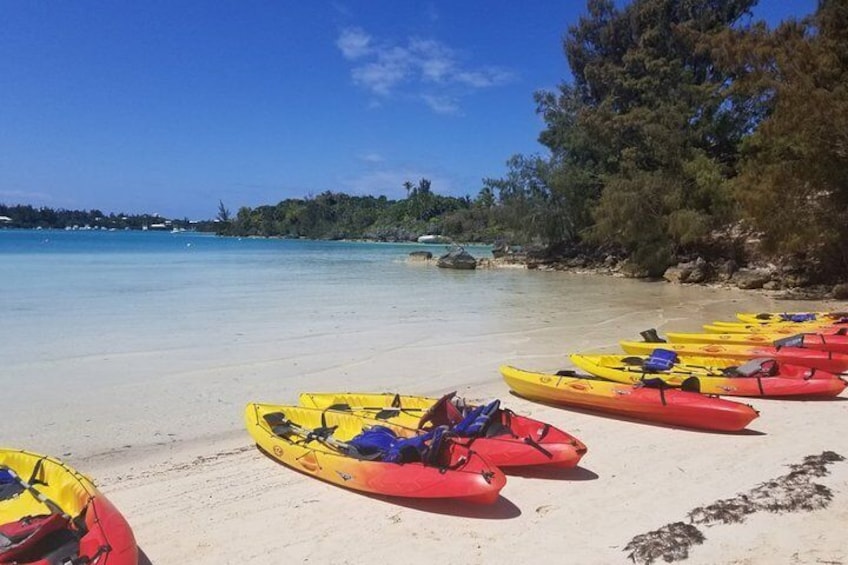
[3,238,846,564]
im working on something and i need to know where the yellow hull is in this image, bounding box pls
[244,403,505,502]
[569,354,846,397]
[297,392,588,468]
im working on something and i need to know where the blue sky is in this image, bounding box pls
[0,1,817,219]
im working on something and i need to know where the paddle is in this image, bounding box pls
[262,412,383,460]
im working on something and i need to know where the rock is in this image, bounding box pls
[407,251,432,261]
[663,266,685,283]
[437,247,477,270]
[716,259,738,282]
[620,260,650,278]
[732,269,772,290]
[833,283,848,299]
[762,280,781,291]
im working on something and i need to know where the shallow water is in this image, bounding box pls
[0,229,804,458]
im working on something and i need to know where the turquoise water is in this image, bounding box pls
[0,228,777,458]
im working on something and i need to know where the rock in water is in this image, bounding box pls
[437,247,477,270]
[407,251,433,262]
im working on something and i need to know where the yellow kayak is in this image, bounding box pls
[736,311,847,325]
[298,392,587,468]
[0,448,137,565]
[570,354,846,398]
[619,339,848,374]
[703,322,834,335]
[668,331,786,346]
[244,403,505,503]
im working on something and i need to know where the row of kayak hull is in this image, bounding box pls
[499,366,759,432]
[570,354,846,398]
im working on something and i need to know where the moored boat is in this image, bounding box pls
[298,391,587,468]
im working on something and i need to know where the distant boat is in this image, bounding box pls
[417,234,451,244]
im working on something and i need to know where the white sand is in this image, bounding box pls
[5,271,848,564]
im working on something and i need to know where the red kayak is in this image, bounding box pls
[1,449,137,565]
[621,339,848,374]
[500,365,759,432]
[299,392,588,468]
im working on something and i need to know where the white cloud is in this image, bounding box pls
[337,28,372,60]
[421,94,459,115]
[343,169,455,199]
[359,152,385,164]
[336,27,513,113]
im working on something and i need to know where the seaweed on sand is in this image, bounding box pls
[624,522,705,565]
[625,451,844,564]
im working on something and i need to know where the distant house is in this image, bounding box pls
[0,216,12,223]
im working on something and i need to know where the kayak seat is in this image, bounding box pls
[722,358,778,378]
[0,469,24,501]
[452,400,500,437]
[0,513,72,563]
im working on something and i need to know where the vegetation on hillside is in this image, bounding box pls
[215,0,847,282]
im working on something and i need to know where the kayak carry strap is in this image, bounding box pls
[639,378,670,405]
[522,424,553,459]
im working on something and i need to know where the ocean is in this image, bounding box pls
[0,228,776,459]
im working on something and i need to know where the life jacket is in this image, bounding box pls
[347,426,448,465]
[451,400,501,437]
[643,349,678,372]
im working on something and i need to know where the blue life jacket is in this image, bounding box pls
[644,348,678,372]
[780,313,817,322]
[347,426,441,464]
[452,400,500,437]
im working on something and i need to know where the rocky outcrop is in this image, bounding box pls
[663,258,710,284]
[437,247,477,270]
[833,283,848,300]
[732,269,773,290]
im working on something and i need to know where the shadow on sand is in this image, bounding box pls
[256,446,521,519]
[365,492,522,519]
[505,464,599,481]
[138,548,153,565]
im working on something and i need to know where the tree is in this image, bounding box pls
[724,0,848,279]
[534,0,753,274]
[217,200,231,223]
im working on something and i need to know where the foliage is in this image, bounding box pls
[529,0,753,274]
[720,0,848,279]
[0,204,204,231]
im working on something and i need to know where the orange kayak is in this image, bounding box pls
[500,365,759,432]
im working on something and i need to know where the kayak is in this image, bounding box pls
[620,340,848,374]
[736,311,848,325]
[245,403,505,504]
[298,392,587,468]
[703,323,844,335]
[499,365,759,432]
[667,331,848,354]
[0,449,137,565]
[570,354,846,398]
